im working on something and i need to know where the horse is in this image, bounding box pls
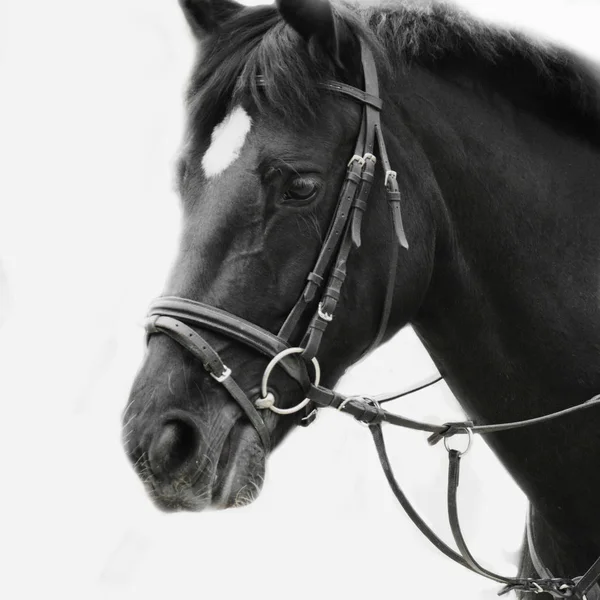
[123,0,600,596]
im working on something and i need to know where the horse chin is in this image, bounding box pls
[211,422,266,509]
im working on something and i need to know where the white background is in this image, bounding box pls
[1,1,598,599]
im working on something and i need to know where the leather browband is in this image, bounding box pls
[318,81,384,110]
[253,76,383,110]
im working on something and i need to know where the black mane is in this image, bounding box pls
[189,0,600,135]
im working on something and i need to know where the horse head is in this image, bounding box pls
[122,0,433,511]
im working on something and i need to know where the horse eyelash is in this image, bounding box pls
[290,176,319,188]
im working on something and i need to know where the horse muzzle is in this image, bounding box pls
[124,402,266,511]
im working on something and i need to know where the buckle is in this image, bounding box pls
[531,582,544,594]
[300,408,318,427]
[348,155,365,168]
[337,396,358,412]
[384,170,397,187]
[317,302,333,322]
[443,426,473,457]
[337,396,384,426]
[210,366,231,383]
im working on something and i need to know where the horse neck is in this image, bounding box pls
[385,62,600,564]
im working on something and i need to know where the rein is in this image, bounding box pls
[145,40,600,599]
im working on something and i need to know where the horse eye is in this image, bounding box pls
[283,177,319,203]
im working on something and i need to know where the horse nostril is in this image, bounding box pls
[148,418,199,480]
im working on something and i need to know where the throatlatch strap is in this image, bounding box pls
[365,219,400,355]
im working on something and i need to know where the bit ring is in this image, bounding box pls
[444,427,473,457]
[258,347,320,415]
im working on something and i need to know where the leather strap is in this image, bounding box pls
[277,149,366,342]
[148,297,309,387]
[307,384,600,439]
[277,43,387,350]
[254,76,383,110]
[375,125,409,250]
[220,374,271,453]
[317,80,383,110]
[365,218,400,354]
[371,425,579,598]
[447,450,514,584]
[149,297,290,358]
[310,377,600,593]
[350,154,376,247]
[370,424,473,568]
[147,316,228,377]
[146,315,271,452]
[374,374,443,403]
[299,43,393,361]
[428,394,600,443]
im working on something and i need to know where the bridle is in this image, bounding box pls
[144,39,600,600]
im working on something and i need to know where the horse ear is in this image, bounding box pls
[179,0,243,38]
[276,0,340,60]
